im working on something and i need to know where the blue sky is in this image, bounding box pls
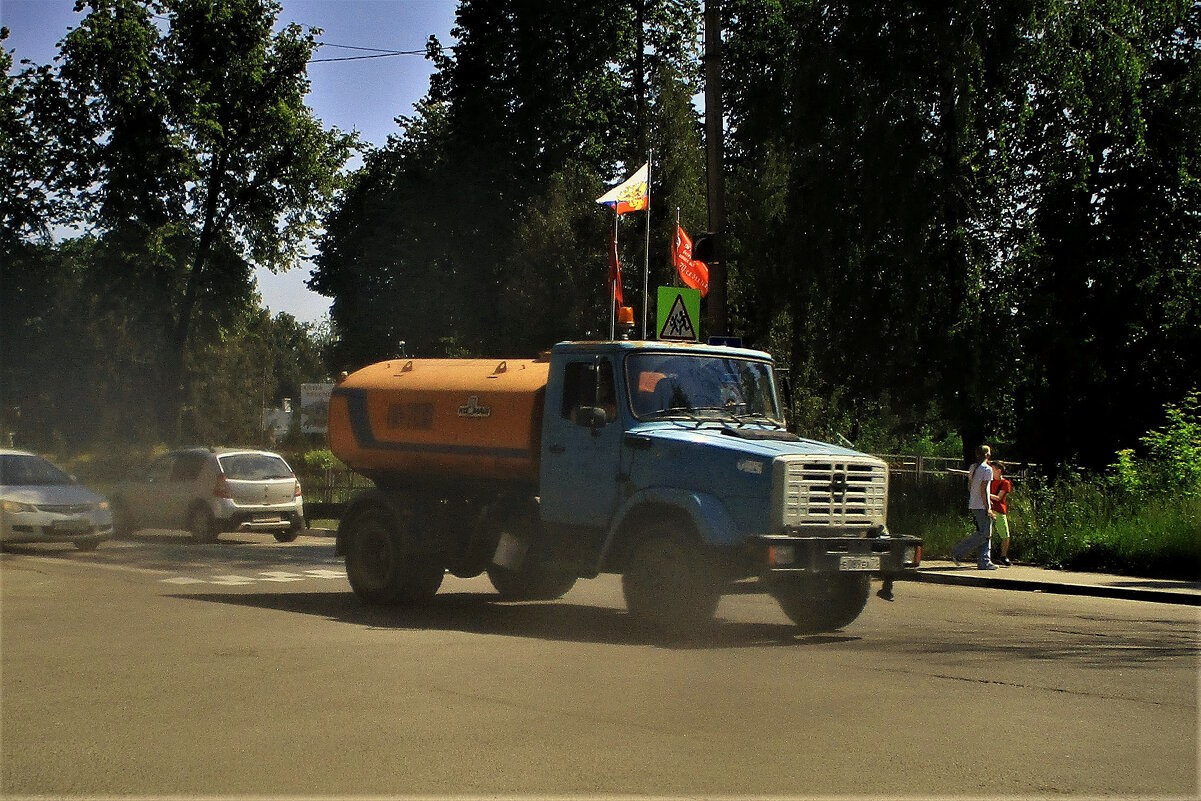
[1,0,459,323]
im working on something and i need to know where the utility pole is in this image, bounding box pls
[703,0,727,336]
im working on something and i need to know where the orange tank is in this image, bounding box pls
[328,358,551,485]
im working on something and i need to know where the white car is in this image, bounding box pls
[111,448,304,543]
[0,449,114,551]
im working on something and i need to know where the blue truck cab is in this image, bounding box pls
[526,340,921,632]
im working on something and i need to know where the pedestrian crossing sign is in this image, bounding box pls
[656,286,701,342]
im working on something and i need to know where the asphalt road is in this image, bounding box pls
[2,532,1197,798]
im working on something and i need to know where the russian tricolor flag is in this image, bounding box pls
[595,163,649,215]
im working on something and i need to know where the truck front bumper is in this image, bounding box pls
[752,532,922,576]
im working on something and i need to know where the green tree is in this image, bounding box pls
[1,238,162,447]
[722,0,1034,450]
[314,0,705,360]
[1009,0,1201,468]
[0,28,71,246]
[55,0,353,438]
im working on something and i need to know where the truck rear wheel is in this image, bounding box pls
[622,523,721,633]
[403,558,446,601]
[344,507,443,604]
[771,574,871,633]
[487,562,577,600]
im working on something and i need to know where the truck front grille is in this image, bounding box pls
[774,456,888,530]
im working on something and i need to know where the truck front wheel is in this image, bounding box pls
[770,574,871,633]
[622,524,721,633]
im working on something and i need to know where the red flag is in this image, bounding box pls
[608,224,623,306]
[673,225,709,296]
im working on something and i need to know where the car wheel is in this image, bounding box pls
[273,530,299,543]
[111,499,136,538]
[188,506,218,544]
[274,515,303,543]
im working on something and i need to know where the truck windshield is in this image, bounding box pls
[626,352,783,424]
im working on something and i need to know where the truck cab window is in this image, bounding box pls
[561,359,617,425]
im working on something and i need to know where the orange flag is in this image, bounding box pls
[608,223,623,306]
[673,225,709,296]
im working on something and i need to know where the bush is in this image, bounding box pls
[302,448,340,472]
[1109,390,1201,500]
[884,391,1201,579]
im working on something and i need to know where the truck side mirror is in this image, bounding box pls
[575,406,608,432]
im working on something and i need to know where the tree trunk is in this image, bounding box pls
[159,150,227,442]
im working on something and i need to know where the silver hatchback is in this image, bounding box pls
[112,448,304,543]
[0,449,114,550]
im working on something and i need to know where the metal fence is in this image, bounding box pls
[876,454,965,478]
[877,454,1039,480]
[295,467,374,505]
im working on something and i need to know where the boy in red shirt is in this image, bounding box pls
[990,462,1013,566]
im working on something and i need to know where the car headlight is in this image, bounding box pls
[1,500,38,514]
[96,500,110,511]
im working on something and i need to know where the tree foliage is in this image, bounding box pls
[2,0,1198,473]
[2,0,347,448]
[311,0,707,368]
[718,0,1199,466]
[51,0,352,435]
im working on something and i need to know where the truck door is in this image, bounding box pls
[540,356,624,531]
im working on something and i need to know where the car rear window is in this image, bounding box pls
[218,454,293,481]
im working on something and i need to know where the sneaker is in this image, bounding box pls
[950,553,962,567]
[998,557,1011,567]
[877,587,894,601]
[978,563,999,570]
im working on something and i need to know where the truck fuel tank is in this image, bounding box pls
[329,358,551,485]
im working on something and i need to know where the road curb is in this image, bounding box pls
[907,569,1201,606]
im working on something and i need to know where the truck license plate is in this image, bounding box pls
[839,555,880,571]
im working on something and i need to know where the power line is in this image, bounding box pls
[309,41,451,64]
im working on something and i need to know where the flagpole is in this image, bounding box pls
[610,213,618,341]
[674,207,681,287]
[642,148,652,339]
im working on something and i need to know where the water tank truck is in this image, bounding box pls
[328,339,922,633]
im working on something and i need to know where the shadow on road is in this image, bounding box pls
[167,589,857,650]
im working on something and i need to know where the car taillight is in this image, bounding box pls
[212,476,233,499]
[293,479,302,498]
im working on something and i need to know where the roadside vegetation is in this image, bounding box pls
[889,393,1201,580]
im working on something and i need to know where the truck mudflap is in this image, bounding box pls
[752,533,922,576]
